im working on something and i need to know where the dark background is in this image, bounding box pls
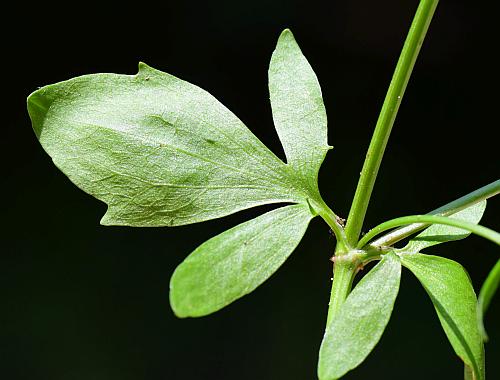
[2,0,499,379]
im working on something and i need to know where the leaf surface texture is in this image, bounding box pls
[170,204,314,317]
[318,253,401,380]
[28,63,315,226]
[400,253,484,380]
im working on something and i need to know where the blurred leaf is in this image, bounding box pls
[169,204,314,317]
[403,201,486,252]
[478,259,500,341]
[400,253,484,380]
[318,253,401,380]
[269,29,330,187]
[28,62,319,227]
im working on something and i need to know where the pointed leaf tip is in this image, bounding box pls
[278,28,294,41]
[27,88,52,139]
[137,61,156,76]
[269,29,329,187]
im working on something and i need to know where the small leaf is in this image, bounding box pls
[403,201,486,252]
[269,29,330,186]
[169,204,314,317]
[28,63,313,227]
[318,253,401,380]
[400,253,484,380]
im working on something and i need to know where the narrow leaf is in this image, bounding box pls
[269,29,330,185]
[478,259,500,341]
[169,204,314,317]
[28,63,311,227]
[318,253,401,380]
[403,201,486,252]
[400,253,484,380]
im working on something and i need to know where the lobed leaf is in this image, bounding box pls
[169,204,314,317]
[269,29,330,188]
[403,200,486,252]
[318,253,401,380]
[400,253,484,380]
[28,62,316,227]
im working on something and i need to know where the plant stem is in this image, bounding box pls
[370,179,500,247]
[343,0,439,246]
[479,259,500,316]
[478,259,500,341]
[357,215,500,249]
[464,366,474,380]
[315,199,350,251]
[323,0,439,334]
[326,261,357,325]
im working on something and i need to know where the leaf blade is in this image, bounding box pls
[400,253,484,380]
[403,200,486,252]
[28,63,309,227]
[318,253,401,380]
[169,204,314,317]
[269,29,330,185]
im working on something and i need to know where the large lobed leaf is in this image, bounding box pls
[269,29,330,188]
[28,30,331,318]
[28,30,330,228]
[170,204,314,317]
[28,62,321,227]
[400,253,484,380]
[318,253,401,380]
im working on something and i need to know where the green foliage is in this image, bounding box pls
[403,201,487,252]
[318,253,401,380]
[170,204,314,317]
[357,208,500,250]
[391,201,490,380]
[28,61,324,228]
[400,254,484,380]
[27,1,499,378]
[269,29,330,186]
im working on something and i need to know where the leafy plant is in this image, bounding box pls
[27,0,499,378]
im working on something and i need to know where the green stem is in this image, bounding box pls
[315,201,350,251]
[357,215,500,249]
[478,259,500,341]
[343,0,439,246]
[323,0,439,334]
[479,259,500,315]
[370,179,500,247]
[326,261,357,325]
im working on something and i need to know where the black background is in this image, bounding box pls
[2,1,499,379]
